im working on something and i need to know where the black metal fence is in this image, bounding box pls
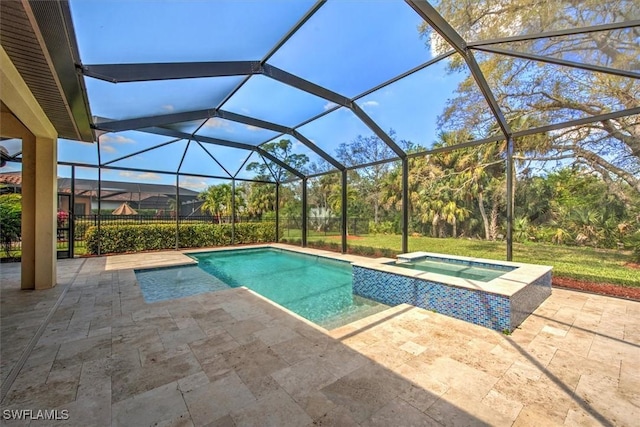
[284,216,369,237]
[73,215,368,232]
[73,214,271,226]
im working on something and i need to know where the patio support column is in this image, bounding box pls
[506,137,515,261]
[402,158,409,254]
[175,174,180,250]
[231,179,236,245]
[302,178,308,248]
[1,46,58,289]
[19,134,57,289]
[341,169,347,254]
[70,165,75,256]
[97,166,102,256]
[275,183,279,243]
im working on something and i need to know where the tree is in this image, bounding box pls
[335,131,407,224]
[246,139,309,182]
[245,139,310,225]
[167,197,178,217]
[421,0,640,201]
[198,184,244,223]
[243,182,275,219]
[405,131,505,239]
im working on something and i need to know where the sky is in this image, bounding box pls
[32,1,484,191]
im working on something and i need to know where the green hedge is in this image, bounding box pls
[85,222,276,255]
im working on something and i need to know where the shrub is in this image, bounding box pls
[0,193,21,257]
[629,231,640,263]
[57,210,69,227]
[85,222,276,255]
[74,220,91,240]
[349,245,376,256]
[368,220,396,235]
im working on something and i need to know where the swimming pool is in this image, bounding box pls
[137,247,389,329]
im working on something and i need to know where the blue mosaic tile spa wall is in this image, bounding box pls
[353,266,551,331]
[509,271,552,330]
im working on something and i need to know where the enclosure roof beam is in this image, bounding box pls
[134,125,304,180]
[351,102,406,159]
[178,171,273,184]
[467,20,640,47]
[84,61,399,163]
[215,0,327,112]
[512,106,640,138]
[473,45,640,80]
[216,110,290,134]
[407,135,505,159]
[406,0,512,138]
[94,109,283,134]
[405,0,466,50]
[81,61,261,83]
[194,141,234,178]
[139,127,256,151]
[290,130,345,171]
[261,64,350,106]
[255,147,305,180]
[101,138,181,166]
[93,112,212,133]
[214,110,344,171]
[262,0,327,64]
[80,62,351,107]
[354,51,455,101]
[95,108,346,172]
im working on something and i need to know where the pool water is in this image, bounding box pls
[137,248,389,329]
[392,259,509,282]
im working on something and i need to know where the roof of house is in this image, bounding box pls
[0,172,199,197]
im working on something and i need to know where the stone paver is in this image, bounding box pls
[1,245,639,426]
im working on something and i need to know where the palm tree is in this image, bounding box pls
[199,184,232,224]
[167,197,178,218]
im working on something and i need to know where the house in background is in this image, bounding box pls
[0,172,202,216]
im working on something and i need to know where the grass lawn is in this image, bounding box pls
[298,233,639,288]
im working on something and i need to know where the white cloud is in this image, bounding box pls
[361,100,379,108]
[162,104,175,112]
[204,118,232,130]
[245,125,261,132]
[100,145,117,153]
[119,171,161,181]
[102,135,135,144]
[100,135,135,155]
[179,177,209,191]
[323,101,338,111]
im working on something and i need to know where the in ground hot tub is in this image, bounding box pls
[352,251,552,332]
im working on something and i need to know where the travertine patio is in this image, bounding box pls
[1,246,638,426]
